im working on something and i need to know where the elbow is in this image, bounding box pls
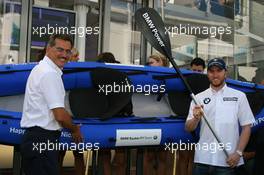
[53,113,65,124]
[52,108,68,123]
[55,115,64,123]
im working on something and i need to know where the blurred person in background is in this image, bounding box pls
[69,48,80,62]
[148,54,169,67]
[190,57,206,73]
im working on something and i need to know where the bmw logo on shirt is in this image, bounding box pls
[203,98,211,104]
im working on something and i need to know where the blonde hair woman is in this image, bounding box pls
[69,48,79,62]
[148,54,169,67]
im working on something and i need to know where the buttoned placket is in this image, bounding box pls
[211,87,225,164]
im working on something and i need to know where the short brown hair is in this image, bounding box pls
[190,57,205,69]
[47,34,73,48]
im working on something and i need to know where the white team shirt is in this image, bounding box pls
[21,56,65,130]
[187,84,255,167]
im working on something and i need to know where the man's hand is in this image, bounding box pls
[185,105,204,132]
[226,152,240,168]
[193,105,204,121]
[52,108,83,143]
[227,124,251,168]
[71,125,83,143]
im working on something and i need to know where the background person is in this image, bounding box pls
[185,58,255,175]
[20,34,83,175]
[148,54,169,67]
[69,48,80,62]
[252,68,264,85]
[190,57,206,73]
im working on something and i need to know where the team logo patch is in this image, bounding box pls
[203,98,211,104]
[223,97,238,101]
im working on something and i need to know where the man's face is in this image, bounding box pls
[207,66,226,88]
[46,39,72,69]
[191,64,204,73]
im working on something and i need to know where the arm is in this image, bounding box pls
[52,108,83,143]
[185,117,200,132]
[40,74,83,143]
[227,92,255,167]
[40,72,82,143]
[236,124,251,154]
[226,124,251,168]
[185,105,203,132]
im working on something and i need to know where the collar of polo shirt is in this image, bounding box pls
[43,56,63,75]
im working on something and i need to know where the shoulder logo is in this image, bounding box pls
[203,98,211,104]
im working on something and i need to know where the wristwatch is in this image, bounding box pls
[236,150,243,157]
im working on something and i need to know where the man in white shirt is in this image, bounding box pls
[20,34,83,175]
[185,58,255,175]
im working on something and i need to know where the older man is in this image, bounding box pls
[20,34,83,175]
